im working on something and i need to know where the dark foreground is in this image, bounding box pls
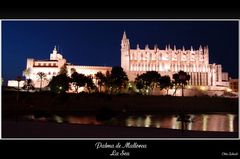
[2,120,238,138]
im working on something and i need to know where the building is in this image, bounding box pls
[120,31,229,90]
[23,46,111,89]
[229,79,238,92]
[8,31,232,95]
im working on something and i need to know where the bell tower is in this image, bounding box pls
[121,31,130,72]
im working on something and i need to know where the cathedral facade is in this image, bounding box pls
[121,32,229,88]
[8,31,230,93]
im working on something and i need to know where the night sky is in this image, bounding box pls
[2,20,239,84]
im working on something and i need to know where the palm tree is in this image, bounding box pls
[37,72,46,92]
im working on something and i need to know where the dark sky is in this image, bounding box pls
[2,21,239,83]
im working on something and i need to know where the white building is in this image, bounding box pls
[20,46,111,89]
[120,31,229,90]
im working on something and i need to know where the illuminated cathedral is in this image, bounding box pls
[121,31,229,89]
[8,31,230,93]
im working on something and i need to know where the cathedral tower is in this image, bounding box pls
[121,31,130,73]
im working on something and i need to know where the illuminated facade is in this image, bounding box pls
[229,78,238,92]
[24,46,111,88]
[121,31,229,88]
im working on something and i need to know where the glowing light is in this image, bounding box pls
[200,86,206,91]
[226,88,232,92]
[186,85,192,89]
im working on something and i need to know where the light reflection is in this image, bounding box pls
[155,122,161,128]
[144,115,151,127]
[136,117,143,127]
[202,114,208,131]
[228,114,234,132]
[172,116,177,129]
[126,116,134,127]
[67,116,100,125]
[28,113,237,132]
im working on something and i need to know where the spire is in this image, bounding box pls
[122,30,127,40]
[53,46,57,54]
[154,44,158,50]
[199,45,202,51]
[182,46,185,51]
[168,44,171,50]
[174,45,176,50]
[165,45,168,50]
[191,46,193,51]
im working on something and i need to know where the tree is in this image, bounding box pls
[172,70,190,96]
[59,63,68,75]
[71,72,86,93]
[110,66,128,93]
[135,71,161,95]
[37,72,46,92]
[70,68,76,75]
[85,75,97,93]
[48,73,71,93]
[105,70,112,93]
[135,75,145,95]
[95,72,106,92]
[159,75,172,95]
